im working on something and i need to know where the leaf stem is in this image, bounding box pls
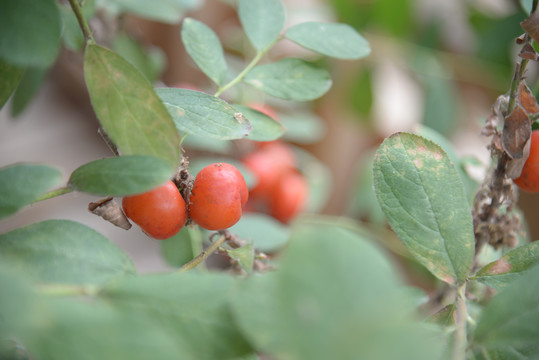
[452,283,468,360]
[34,186,73,203]
[178,232,228,272]
[214,37,281,97]
[67,0,95,46]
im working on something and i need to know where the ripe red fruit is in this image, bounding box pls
[122,180,187,240]
[242,141,295,199]
[269,170,308,223]
[189,163,248,230]
[515,130,539,192]
[248,103,279,122]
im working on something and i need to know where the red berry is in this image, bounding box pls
[122,181,187,240]
[242,141,295,199]
[515,130,539,192]
[248,103,279,122]
[269,170,308,223]
[189,163,248,230]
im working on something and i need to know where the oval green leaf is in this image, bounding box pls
[229,213,290,253]
[0,163,62,219]
[238,0,285,52]
[373,132,474,285]
[233,104,285,141]
[473,241,539,290]
[11,67,48,117]
[0,58,24,109]
[0,0,61,67]
[244,58,332,101]
[156,87,252,140]
[473,265,539,350]
[27,297,186,360]
[285,22,370,59]
[84,44,180,168]
[68,155,174,196]
[181,18,228,86]
[0,220,136,285]
[235,220,443,360]
[112,33,166,82]
[101,272,252,359]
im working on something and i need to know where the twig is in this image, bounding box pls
[67,0,95,46]
[177,231,229,272]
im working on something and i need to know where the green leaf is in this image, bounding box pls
[0,58,24,109]
[0,220,136,285]
[112,33,166,82]
[226,242,255,273]
[84,44,180,168]
[229,213,290,253]
[0,263,41,340]
[244,58,332,101]
[230,273,286,354]
[107,0,202,24]
[181,18,228,86]
[11,67,48,117]
[68,155,174,196]
[473,241,539,290]
[238,0,285,52]
[231,220,444,359]
[285,22,370,59]
[373,132,474,285]
[161,226,202,267]
[102,272,253,360]
[156,87,252,139]
[233,104,285,141]
[27,297,186,360]
[280,111,326,144]
[473,265,539,350]
[0,0,61,68]
[0,163,62,219]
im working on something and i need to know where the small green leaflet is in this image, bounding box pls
[238,0,285,52]
[244,58,332,101]
[0,163,62,219]
[68,155,174,196]
[285,22,370,59]
[156,87,252,140]
[473,241,539,290]
[181,18,228,86]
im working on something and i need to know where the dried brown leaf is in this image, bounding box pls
[502,103,531,159]
[517,80,539,114]
[519,43,539,60]
[522,9,539,44]
[89,197,132,230]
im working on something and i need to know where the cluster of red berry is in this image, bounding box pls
[122,163,248,239]
[242,140,307,223]
[121,102,309,240]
